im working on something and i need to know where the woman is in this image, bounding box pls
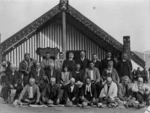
[60,66,72,88]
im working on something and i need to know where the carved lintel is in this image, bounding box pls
[59,0,68,11]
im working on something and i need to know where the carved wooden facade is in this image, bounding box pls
[0,0,145,67]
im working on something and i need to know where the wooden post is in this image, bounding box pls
[123,36,131,59]
[62,11,67,59]
[59,0,68,59]
[0,34,2,64]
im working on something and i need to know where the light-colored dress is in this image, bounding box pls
[61,72,72,85]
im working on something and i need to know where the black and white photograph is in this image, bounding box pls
[0,0,150,113]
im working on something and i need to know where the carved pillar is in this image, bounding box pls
[59,0,68,59]
[123,36,131,59]
[0,34,2,64]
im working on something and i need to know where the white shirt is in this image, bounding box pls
[70,85,74,93]
[107,58,111,60]
[81,57,85,61]
[29,86,33,98]
[90,70,94,80]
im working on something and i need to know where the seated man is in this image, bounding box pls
[102,61,120,84]
[80,77,97,106]
[18,78,40,105]
[47,63,60,84]
[64,78,79,106]
[130,77,150,107]
[72,63,84,88]
[30,62,48,92]
[99,76,118,107]
[118,76,132,102]
[41,77,63,105]
[1,64,23,103]
[85,61,102,98]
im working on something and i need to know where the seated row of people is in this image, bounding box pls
[14,75,150,108]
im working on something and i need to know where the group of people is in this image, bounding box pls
[132,67,149,83]
[0,51,150,109]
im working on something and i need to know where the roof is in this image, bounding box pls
[0,1,145,67]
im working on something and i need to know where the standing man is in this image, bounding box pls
[101,51,116,72]
[41,52,54,77]
[54,52,64,72]
[92,53,102,75]
[117,53,132,80]
[142,67,148,83]
[63,52,76,72]
[148,68,150,79]
[76,51,89,71]
[19,53,36,86]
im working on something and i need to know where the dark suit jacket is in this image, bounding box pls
[101,58,116,72]
[63,60,76,72]
[19,58,35,75]
[47,69,61,84]
[5,70,22,87]
[42,83,62,100]
[30,68,46,84]
[64,84,79,100]
[117,60,132,79]
[92,60,102,74]
[72,70,84,82]
[81,83,97,98]
[85,67,101,83]
[76,58,90,70]
[102,68,120,83]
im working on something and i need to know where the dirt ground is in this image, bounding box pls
[0,97,146,113]
[0,85,146,113]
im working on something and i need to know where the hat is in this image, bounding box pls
[66,100,73,107]
[82,102,88,107]
[47,100,54,104]
[47,100,54,107]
